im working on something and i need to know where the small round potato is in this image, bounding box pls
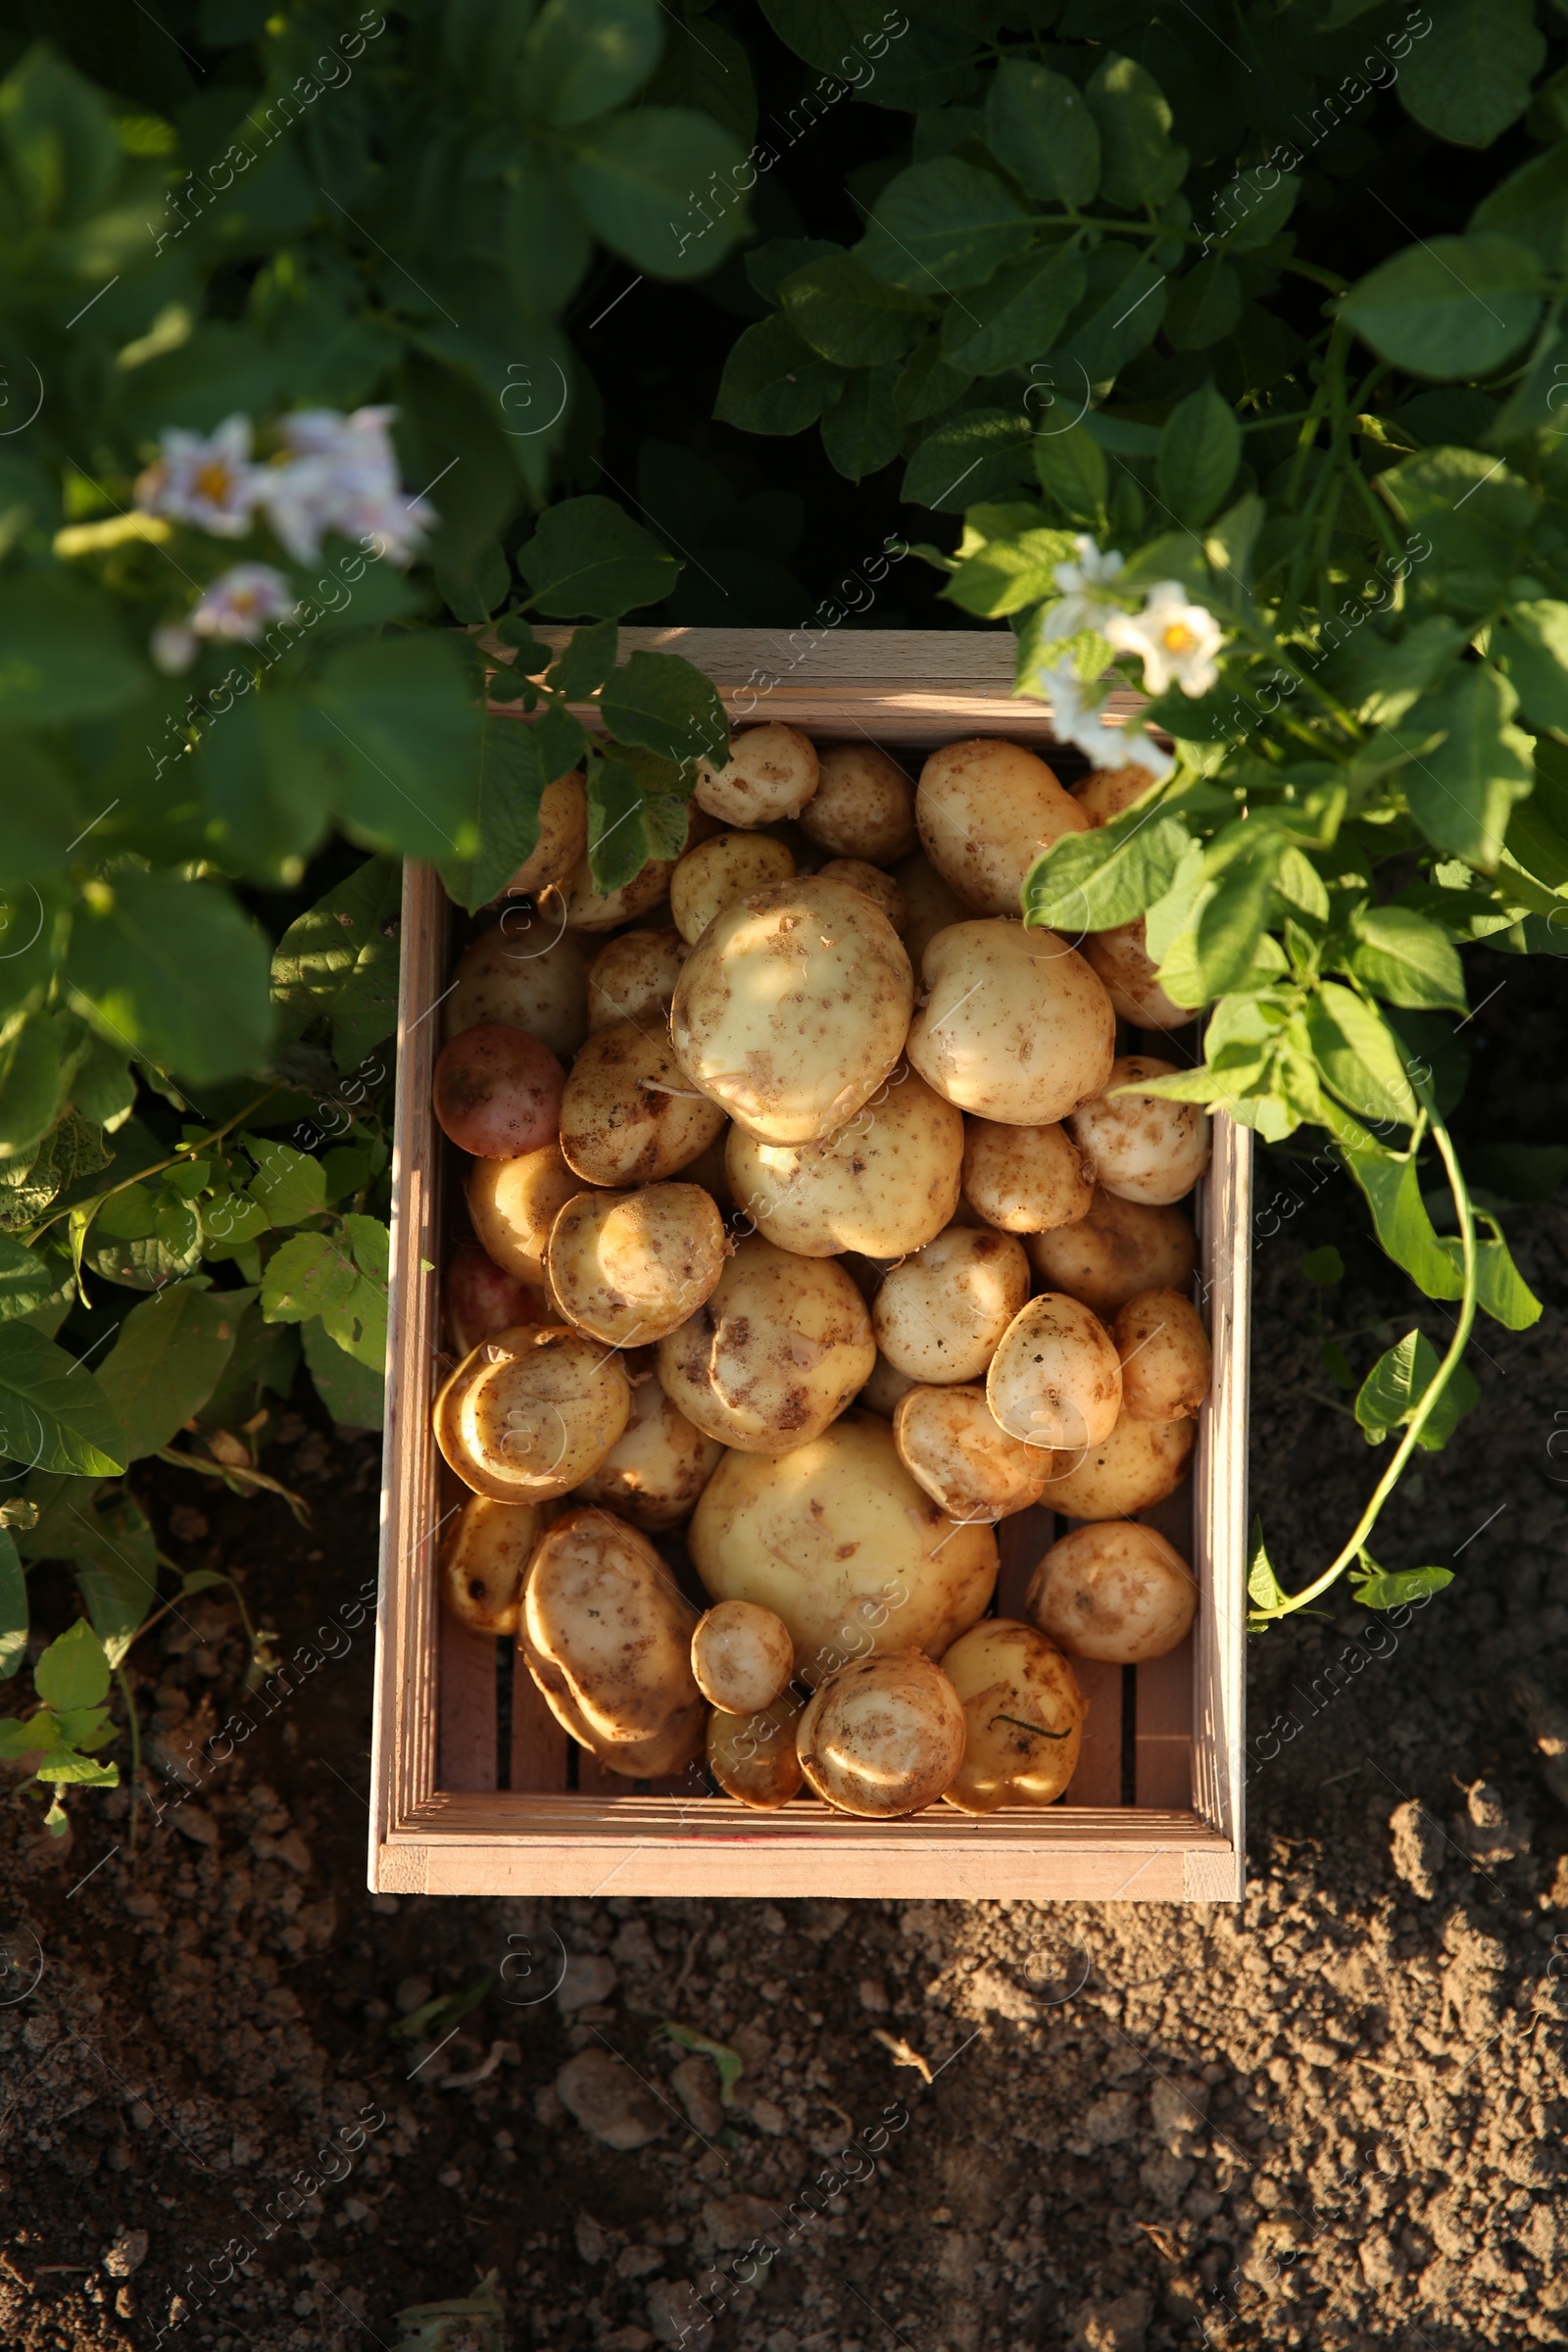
[574,1372,723,1530]
[585,927,687,1034]
[670,831,797,946]
[961,1117,1095,1235]
[467,1141,590,1290]
[708,1692,805,1808]
[670,875,913,1147]
[1112,1289,1211,1422]
[1072,762,1156,827]
[1026,1520,1198,1663]
[1039,1411,1195,1519]
[814,858,905,933]
[893,1385,1053,1523]
[560,1018,726,1187]
[689,1410,998,1678]
[726,1064,961,1259]
[894,851,968,971]
[1082,918,1190,1031]
[546,1184,727,1348]
[858,1351,916,1418]
[520,1505,707,1776]
[916,738,1088,917]
[872,1226,1030,1385]
[433,1023,565,1158]
[554,848,680,934]
[444,1240,548,1356]
[657,1237,874,1455]
[797,1652,966,1817]
[1025,1188,1198,1319]
[1067,1056,1211,1205]
[438,1494,541,1636]
[505,767,589,895]
[906,921,1115,1127]
[443,917,590,1063]
[986,1292,1122,1451]
[692,1600,796,1715]
[433,1325,630,1503]
[800,743,916,863]
[940,1621,1086,1812]
[696,723,819,826]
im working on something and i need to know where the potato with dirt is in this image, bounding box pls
[1111,1289,1211,1422]
[1082,919,1190,1031]
[573,1370,723,1531]
[691,1599,796,1715]
[916,738,1089,916]
[892,1385,1053,1524]
[520,1506,707,1777]
[432,1023,565,1157]
[895,850,969,970]
[689,1409,997,1679]
[1026,1520,1198,1663]
[467,1141,589,1292]
[443,1240,548,1356]
[670,830,797,945]
[961,1116,1095,1235]
[438,1494,542,1636]
[708,1691,805,1808]
[670,874,913,1146]
[585,927,687,1033]
[443,917,590,1062]
[1067,1056,1211,1204]
[553,848,681,933]
[986,1293,1123,1451]
[1025,1187,1198,1318]
[545,1183,727,1348]
[559,1018,726,1187]
[797,1651,966,1817]
[906,920,1114,1127]
[656,1236,874,1455]
[800,743,916,863]
[1037,1411,1195,1519]
[434,1324,630,1503]
[696,723,819,826]
[872,1226,1030,1384]
[939,1621,1086,1812]
[504,767,589,895]
[725,1064,961,1259]
[1072,762,1156,828]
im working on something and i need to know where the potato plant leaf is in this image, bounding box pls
[1354,1329,1479,1449]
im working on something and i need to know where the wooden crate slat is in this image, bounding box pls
[1191,1113,1251,1895]
[511,1648,570,1792]
[438,1621,499,1793]
[1067,1660,1123,1806]
[995,1502,1051,1617]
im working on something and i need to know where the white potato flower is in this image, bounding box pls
[1104,582,1225,697]
[1031,660,1174,782]
[263,405,435,564]
[134,415,263,536]
[1038,534,1126,643]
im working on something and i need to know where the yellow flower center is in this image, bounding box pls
[1161,621,1198,655]
[195,462,232,502]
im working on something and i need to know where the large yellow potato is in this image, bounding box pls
[545,1184,727,1347]
[708,1692,805,1808]
[434,1325,630,1503]
[553,852,678,933]
[691,1600,796,1715]
[916,738,1089,916]
[504,767,589,895]
[520,1506,707,1776]
[1067,1056,1211,1205]
[1026,1520,1198,1663]
[670,831,797,945]
[1025,1188,1198,1318]
[961,1116,1095,1235]
[688,1410,998,1679]
[986,1292,1122,1451]
[670,875,913,1147]
[800,743,916,863]
[573,1372,723,1530]
[797,1652,966,1817]
[1112,1289,1210,1422]
[939,1621,1086,1812]
[906,921,1115,1126]
[438,1494,541,1636]
[696,723,819,826]
[872,1226,1030,1384]
[815,858,905,933]
[467,1142,588,1290]
[1082,919,1190,1030]
[1072,763,1155,827]
[892,1384,1053,1523]
[442,918,590,1063]
[894,851,969,970]
[656,1236,874,1455]
[1038,1411,1195,1519]
[585,927,687,1034]
[725,1064,961,1259]
[559,1018,725,1186]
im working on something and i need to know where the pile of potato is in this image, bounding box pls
[429,724,1211,1818]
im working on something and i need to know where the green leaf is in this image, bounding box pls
[780,253,929,367]
[1157,384,1241,531]
[0,1236,54,1323]
[65,873,272,1090]
[1340,234,1543,379]
[902,409,1032,512]
[0,1009,73,1161]
[1300,1245,1344,1287]
[939,245,1087,376]
[33,1619,110,1713]
[820,366,903,480]
[855,159,1033,293]
[1058,249,1168,385]
[0,1325,125,1477]
[262,1225,386,1365]
[1459,1227,1544,1330]
[984,60,1100,208]
[1303,985,1423,1130]
[1210,168,1299,255]
[566,106,748,277]
[1084,54,1188,211]
[64,1493,159,1668]
[441,720,552,916]
[1022,809,1191,932]
[1375,450,1537,612]
[656,2020,745,2104]
[0,580,147,727]
[599,650,727,767]
[1164,259,1242,353]
[1497,601,1568,737]
[1247,1520,1289,1617]
[301,1314,384,1431]
[1032,423,1108,527]
[945,523,1078,618]
[1347,905,1468,1012]
[95,1282,241,1461]
[546,619,618,702]
[1470,143,1568,268]
[520,0,661,128]
[1354,1328,1478,1449]
[517,495,679,618]
[1396,663,1535,870]
[0,1529,24,1680]
[1336,1134,1465,1300]
[1397,0,1544,149]
[584,755,652,895]
[70,1036,134,1132]
[1349,1558,1453,1611]
[270,857,402,1071]
[241,1138,324,1230]
[713,313,847,435]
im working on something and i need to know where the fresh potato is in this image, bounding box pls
[573,1370,723,1531]
[872,1226,1030,1384]
[670,831,797,946]
[433,1325,630,1503]
[559,1018,726,1187]
[1025,1187,1198,1318]
[858,1351,916,1418]
[814,858,905,932]
[1067,1055,1211,1205]
[696,723,819,826]
[656,1236,874,1454]
[443,1240,549,1356]
[708,1692,805,1808]
[893,1384,1053,1523]
[1081,919,1190,1031]
[585,927,687,1034]
[961,1117,1095,1235]
[443,918,590,1063]
[433,1023,565,1158]
[1026,1520,1198,1663]
[467,1141,588,1290]
[726,1064,961,1259]
[939,1621,1086,1812]
[986,1291,1122,1450]
[800,743,916,863]
[797,1652,966,1817]
[1072,763,1155,827]
[1112,1289,1210,1422]
[894,851,969,971]
[520,1505,707,1776]
[691,1599,796,1714]
[670,875,913,1147]
[1038,1411,1195,1519]
[554,847,680,934]
[438,1494,541,1636]
[505,767,589,895]
[906,920,1115,1127]
[546,1184,727,1348]
[688,1409,998,1679]
[916,738,1089,916]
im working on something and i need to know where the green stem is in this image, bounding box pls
[24,1085,283,1249]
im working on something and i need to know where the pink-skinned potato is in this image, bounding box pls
[443,1240,549,1356]
[433,1022,565,1158]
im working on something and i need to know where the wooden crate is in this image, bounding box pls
[368,629,1250,1901]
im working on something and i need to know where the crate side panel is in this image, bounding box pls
[512,1649,570,1791]
[1192,1113,1250,1892]
[438,1620,500,1792]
